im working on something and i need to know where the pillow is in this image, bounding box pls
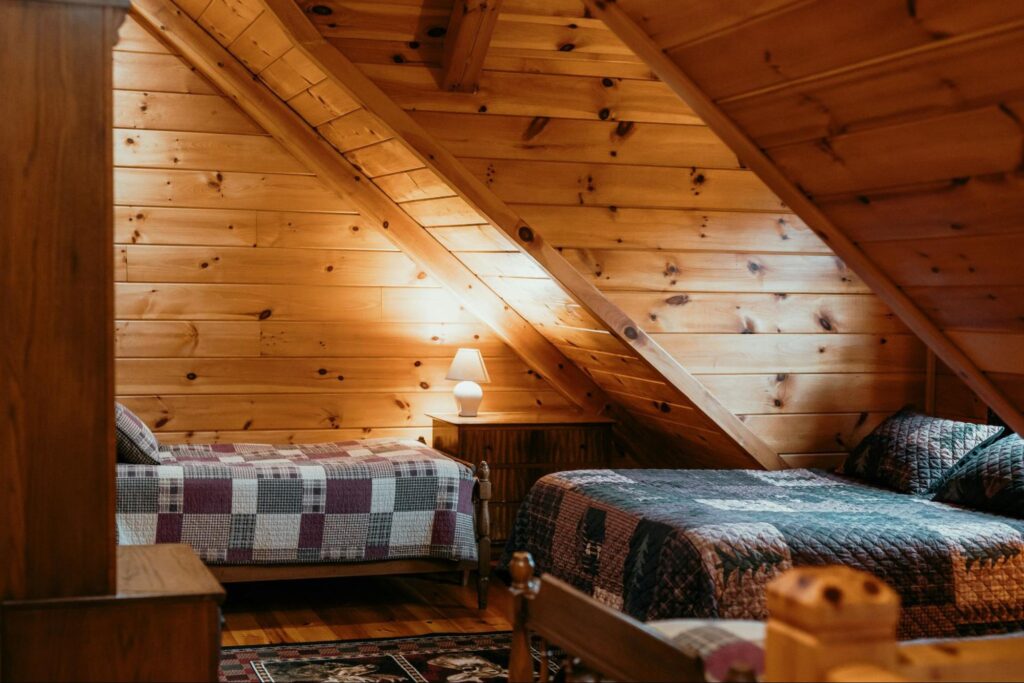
[841,410,1003,494]
[933,434,1024,518]
[115,402,160,465]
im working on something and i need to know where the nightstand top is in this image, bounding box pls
[427,410,615,426]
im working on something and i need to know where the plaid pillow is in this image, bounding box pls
[933,434,1024,518]
[647,619,764,683]
[841,409,1003,494]
[115,402,160,465]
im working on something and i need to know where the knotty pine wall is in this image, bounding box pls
[314,0,932,463]
[112,16,568,444]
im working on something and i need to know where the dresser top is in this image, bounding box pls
[428,410,615,426]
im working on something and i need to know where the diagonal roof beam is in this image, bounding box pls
[582,0,1024,437]
[131,0,609,416]
[441,0,503,92]
[253,0,784,469]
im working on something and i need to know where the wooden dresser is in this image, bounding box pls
[430,411,616,544]
[1,545,225,682]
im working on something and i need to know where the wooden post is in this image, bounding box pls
[0,0,127,602]
[764,566,900,682]
[508,551,540,683]
[476,460,492,609]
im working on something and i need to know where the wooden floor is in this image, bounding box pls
[221,572,512,647]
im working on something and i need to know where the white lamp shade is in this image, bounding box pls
[446,348,490,383]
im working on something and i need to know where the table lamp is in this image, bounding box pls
[446,348,490,417]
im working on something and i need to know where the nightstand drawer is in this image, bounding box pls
[430,412,615,543]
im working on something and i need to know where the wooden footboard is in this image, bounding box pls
[507,552,1024,682]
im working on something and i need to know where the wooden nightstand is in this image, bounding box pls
[429,411,616,544]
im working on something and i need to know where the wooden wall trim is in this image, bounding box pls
[131,0,609,416]
[256,0,784,469]
[584,0,1024,436]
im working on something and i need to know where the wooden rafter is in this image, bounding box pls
[441,0,503,92]
[252,0,784,469]
[131,0,610,417]
[583,0,1024,437]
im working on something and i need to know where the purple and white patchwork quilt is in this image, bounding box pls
[116,438,478,565]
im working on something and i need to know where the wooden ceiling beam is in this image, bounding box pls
[254,0,784,469]
[582,0,1024,437]
[441,0,503,92]
[132,0,610,416]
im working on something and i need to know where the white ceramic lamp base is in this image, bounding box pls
[453,380,484,417]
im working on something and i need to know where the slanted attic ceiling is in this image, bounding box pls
[582,0,1024,436]
[129,0,1003,466]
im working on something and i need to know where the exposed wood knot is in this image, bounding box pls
[614,121,635,138]
[517,225,534,242]
[426,26,447,38]
[665,294,690,306]
[623,326,638,340]
[523,116,551,141]
[310,4,333,15]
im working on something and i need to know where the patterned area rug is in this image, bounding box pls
[221,631,553,682]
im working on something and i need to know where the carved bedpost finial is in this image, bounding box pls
[509,552,540,683]
[509,551,536,593]
[764,566,900,682]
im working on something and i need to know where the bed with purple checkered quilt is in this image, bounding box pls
[116,438,478,565]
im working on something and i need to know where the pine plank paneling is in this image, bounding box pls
[115,283,383,321]
[123,244,431,287]
[115,320,261,357]
[412,111,741,168]
[113,23,569,443]
[514,205,827,254]
[561,250,868,294]
[608,292,907,335]
[113,128,310,174]
[121,391,569,432]
[592,0,1022,434]
[361,63,701,124]
[259,321,509,357]
[116,356,543,395]
[461,158,784,211]
[115,205,257,246]
[114,90,263,134]
[114,168,356,212]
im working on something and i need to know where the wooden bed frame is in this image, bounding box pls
[208,460,492,610]
[507,551,1024,682]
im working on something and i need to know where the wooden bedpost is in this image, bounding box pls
[476,460,492,609]
[764,566,900,682]
[509,551,540,683]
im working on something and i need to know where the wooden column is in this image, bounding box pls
[764,566,900,682]
[0,0,127,601]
